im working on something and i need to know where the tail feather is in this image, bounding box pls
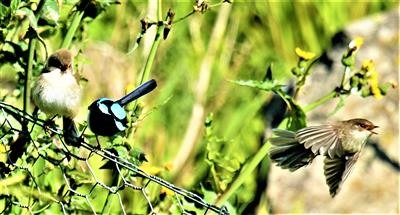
[8,130,30,164]
[272,129,296,138]
[63,117,80,146]
[269,129,315,171]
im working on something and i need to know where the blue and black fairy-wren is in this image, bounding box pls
[87,79,157,136]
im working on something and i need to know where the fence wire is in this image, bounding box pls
[0,101,229,215]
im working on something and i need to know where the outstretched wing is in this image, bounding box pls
[295,125,343,158]
[323,153,360,197]
[269,129,316,171]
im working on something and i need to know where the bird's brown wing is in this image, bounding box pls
[295,125,343,158]
[269,129,316,171]
[323,153,359,197]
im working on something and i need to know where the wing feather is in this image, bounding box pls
[324,153,359,197]
[272,129,296,138]
[295,125,343,157]
[269,129,315,171]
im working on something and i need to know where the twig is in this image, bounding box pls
[368,141,400,172]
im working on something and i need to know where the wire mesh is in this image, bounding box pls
[0,101,229,214]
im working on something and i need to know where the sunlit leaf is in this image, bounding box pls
[231,79,283,92]
[16,7,37,28]
[204,115,241,192]
[41,0,60,24]
[286,101,307,130]
[32,156,46,178]
[0,3,9,18]
[0,171,26,188]
[10,0,21,12]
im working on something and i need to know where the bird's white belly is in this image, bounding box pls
[32,71,81,117]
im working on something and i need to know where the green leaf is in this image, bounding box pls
[32,156,46,178]
[41,0,60,24]
[43,168,64,194]
[0,3,9,18]
[286,101,307,130]
[204,116,241,192]
[0,171,26,188]
[201,186,218,203]
[201,186,237,215]
[16,7,38,29]
[231,79,283,92]
[128,147,148,165]
[220,158,241,173]
[10,0,20,12]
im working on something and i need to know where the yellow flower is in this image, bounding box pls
[362,60,382,99]
[0,144,8,163]
[349,37,364,51]
[140,163,163,175]
[160,186,175,196]
[295,47,316,61]
[125,83,136,94]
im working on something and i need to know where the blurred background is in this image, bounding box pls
[1,0,399,213]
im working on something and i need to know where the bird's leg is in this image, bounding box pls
[41,115,58,137]
[45,115,58,127]
[95,135,102,149]
[30,107,57,136]
[32,106,39,118]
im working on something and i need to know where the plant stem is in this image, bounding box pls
[216,141,271,206]
[340,66,351,89]
[294,57,319,99]
[138,0,164,85]
[174,10,195,24]
[23,36,37,119]
[61,11,84,49]
[303,90,336,112]
[138,24,164,85]
[127,0,164,140]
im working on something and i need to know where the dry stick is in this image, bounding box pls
[172,4,232,179]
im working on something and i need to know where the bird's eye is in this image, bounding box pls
[358,123,366,129]
[48,56,63,69]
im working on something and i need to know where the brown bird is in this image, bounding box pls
[269,118,378,197]
[32,49,81,145]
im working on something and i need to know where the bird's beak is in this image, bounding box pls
[369,125,379,134]
[61,64,71,72]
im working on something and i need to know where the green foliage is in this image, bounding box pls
[205,113,241,193]
[231,76,306,131]
[0,0,397,214]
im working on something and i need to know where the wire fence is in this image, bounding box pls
[0,101,229,214]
